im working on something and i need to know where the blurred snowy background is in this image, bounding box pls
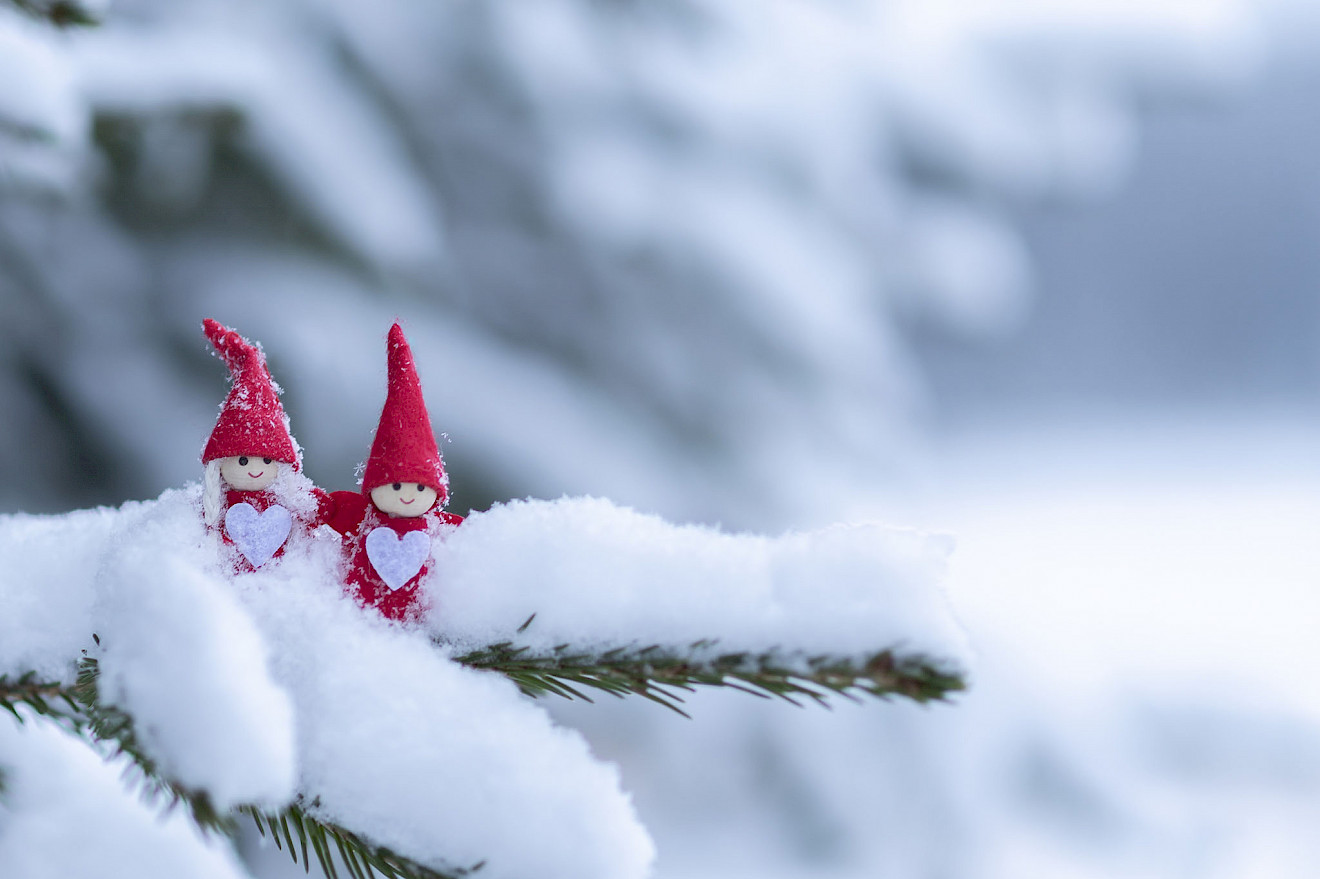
[3,0,1320,876]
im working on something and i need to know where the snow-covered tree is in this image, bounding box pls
[0,0,1260,524]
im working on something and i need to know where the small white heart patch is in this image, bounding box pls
[365,527,431,590]
[225,502,293,568]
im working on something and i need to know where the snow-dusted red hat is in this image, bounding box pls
[361,323,447,499]
[201,319,300,467]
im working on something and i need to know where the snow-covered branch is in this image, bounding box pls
[0,485,966,878]
[2,0,98,28]
[459,641,963,716]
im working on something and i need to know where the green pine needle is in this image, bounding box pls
[239,804,479,879]
[455,640,964,717]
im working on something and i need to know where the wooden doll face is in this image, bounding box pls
[370,482,438,518]
[219,455,281,491]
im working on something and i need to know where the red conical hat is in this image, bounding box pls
[201,319,300,467]
[361,323,447,499]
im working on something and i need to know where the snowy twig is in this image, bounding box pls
[455,641,965,718]
[2,634,960,877]
[242,804,480,879]
[4,659,481,879]
[0,671,82,723]
[2,0,99,26]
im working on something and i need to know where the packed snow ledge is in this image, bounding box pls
[431,496,970,669]
[0,488,971,683]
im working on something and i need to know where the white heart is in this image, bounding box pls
[365,527,431,591]
[224,503,293,568]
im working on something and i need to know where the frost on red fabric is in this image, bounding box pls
[216,487,333,573]
[326,489,462,622]
[360,323,448,498]
[201,318,300,467]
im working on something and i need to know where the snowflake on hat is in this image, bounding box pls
[201,319,331,572]
[325,324,462,622]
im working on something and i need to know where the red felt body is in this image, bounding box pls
[214,487,332,573]
[325,489,463,622]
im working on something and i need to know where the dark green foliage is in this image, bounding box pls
[3,0,99,26]
[242,804,481,879]
[457,640,965,717]
[0,671,81,722]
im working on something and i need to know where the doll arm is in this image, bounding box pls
[322,490,371,535]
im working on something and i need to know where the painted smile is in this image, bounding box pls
[401,498,415,504]
[248,471,265,479]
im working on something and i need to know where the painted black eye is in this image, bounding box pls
[417,484,425,492]
[263,458,272,465]
[238,456,249,466]
[392,483,402,491]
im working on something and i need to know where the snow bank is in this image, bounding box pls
[559,421,1320,879]
[0,489,296,809]
[0,712,251,879]
[430,497,969,667]
[93,491,296,809]
[233,534,656,879]
[0,506,120,682]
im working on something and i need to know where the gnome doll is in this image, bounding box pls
[326,324,462,622]
[201,319,330,572]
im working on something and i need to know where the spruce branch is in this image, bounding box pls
[3,660,477,879]
[0,671,82,722]
[455,640,964,718]
[242,804,480,879]
[3,659,480,876]
[2,632,961,877]
[2,0,99,26]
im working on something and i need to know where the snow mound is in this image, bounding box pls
[235,541,657,879]
[0,505,118,682]
[0,712,250,879]
[430,496,969,667]
[94,491,296,809]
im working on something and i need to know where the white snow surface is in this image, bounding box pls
[0,712,251,879]
[93,492,297,810]
[431,497,969,667]
[232,537,657,879]
[0,506,116,682]
[0,485,967,877]
[551,418,1320,879]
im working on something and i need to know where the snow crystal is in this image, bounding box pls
[0,712,250,879]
